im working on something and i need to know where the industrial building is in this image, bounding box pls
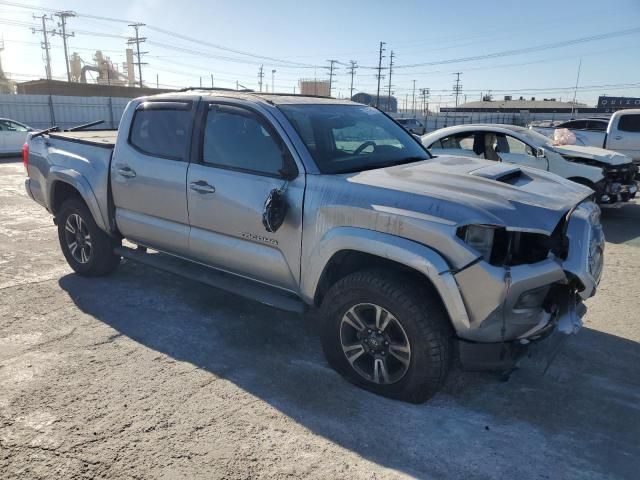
[351,92,398,112]
[441,96,587,113]
[441,95,640,114]
[16,79,172,98]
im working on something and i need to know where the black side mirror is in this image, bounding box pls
[262,187,289,233]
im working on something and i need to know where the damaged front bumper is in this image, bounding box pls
[450,201,604,371]
[596,179,638,204]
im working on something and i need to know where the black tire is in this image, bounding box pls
[57,197,121,276]
[319,269,452,403]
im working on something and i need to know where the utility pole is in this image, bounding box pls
[271,69,276,93]
[411,80,416,118]
[571,59,582,117]
[375,41,386,108]
[348,60,357,100]
[127,23,147,87]
[327,59,337,97]
[420,88,430,127]
[386,51,394,111]
[31,14,54,80]
[258,65,264,92]
[52,10,75,82]
[211,74,214,88]
[453,72,463,108]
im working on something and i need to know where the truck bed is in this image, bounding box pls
[48,130,118,148]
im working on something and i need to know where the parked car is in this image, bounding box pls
[395,118,426,135]
[0,118,32,155]
[531,109,640,164]
[422,124,638,204]
[24,90,603,403]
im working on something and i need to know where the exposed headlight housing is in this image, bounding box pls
[459,225,496,262]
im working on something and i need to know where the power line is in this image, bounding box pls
[394,26,640,68]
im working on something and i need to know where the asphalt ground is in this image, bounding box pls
[1,156,639,479]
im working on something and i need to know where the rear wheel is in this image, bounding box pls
[57,198,120,276]
[319,269,452,403]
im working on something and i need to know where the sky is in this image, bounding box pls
[1,0,639,108]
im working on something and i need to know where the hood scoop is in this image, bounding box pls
[469,163,527,185]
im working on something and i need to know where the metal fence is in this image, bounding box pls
[393,110,607,133]
[0,93,131,130]
[1,93,609,134]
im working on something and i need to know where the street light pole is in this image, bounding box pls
[271,69,276,93]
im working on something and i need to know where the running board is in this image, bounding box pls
[114,246,307,314]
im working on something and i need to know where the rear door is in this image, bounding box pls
[607,113,640,161]
[111,99,195,256]
[186,100,305,291]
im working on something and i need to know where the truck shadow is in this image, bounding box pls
[601,201,640,245]
[57,262,640,479]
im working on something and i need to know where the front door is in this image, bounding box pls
[111,100,195,256]
[186,101,304,291]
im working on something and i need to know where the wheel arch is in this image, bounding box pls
[48,169,108,232]
[302,227,470,332]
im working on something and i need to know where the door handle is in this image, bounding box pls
[189,180,216,194]
[116,165,136,178]
[614,135,623,140]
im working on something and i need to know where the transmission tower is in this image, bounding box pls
[52,11,75,82]
[375,41,386,108]
[127,23,148,87]
[347,60,357,100]
[453,72,463,108]
[31,14,54,80]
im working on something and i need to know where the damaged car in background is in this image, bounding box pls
[24,91,604,402]
[422,124,638,204]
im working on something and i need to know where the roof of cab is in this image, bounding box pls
[139,88,357,106]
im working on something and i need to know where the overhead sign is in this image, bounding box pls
[597,96,640,110]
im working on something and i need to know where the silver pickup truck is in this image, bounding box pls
[24,89,604,403]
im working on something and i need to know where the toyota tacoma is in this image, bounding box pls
[23,89,604,403]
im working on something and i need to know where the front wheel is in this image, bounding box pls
[319,269,452,403]
[57,197,121,276]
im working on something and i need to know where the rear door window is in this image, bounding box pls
[129,103,192,160]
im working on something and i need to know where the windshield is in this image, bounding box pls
[279,104,430,174]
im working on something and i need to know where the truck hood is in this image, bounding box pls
[551,144,631,165]
[347,155,592,235]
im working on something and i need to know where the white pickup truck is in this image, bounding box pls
[531,109,640,165]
